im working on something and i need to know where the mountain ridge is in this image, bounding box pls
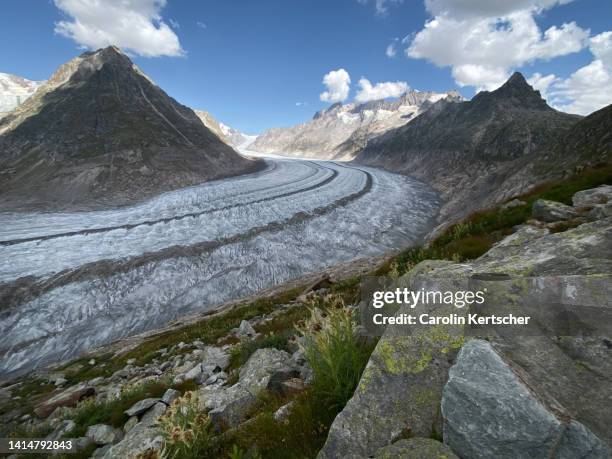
[0,46,262,211]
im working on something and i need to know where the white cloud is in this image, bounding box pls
[320,69,351,103]
[196,21,207,29]
[53,0,183,57]
[386,42,397,58]
[295,102,308,107]
[355,78,409,103]
[424,0,574,18]
[527,72,558,100]
[357,0,403,15]
[406,2,588,91]
[168,18,179,29]
[545,32,612,115]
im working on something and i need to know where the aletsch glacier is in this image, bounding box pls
[0,156,439,377]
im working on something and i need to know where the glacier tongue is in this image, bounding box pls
[0,158,439,377]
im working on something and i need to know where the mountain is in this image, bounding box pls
[250,89,462,159]
[0,47,262,211]
[355,72,586,221]
[194,110,257,148]
[0,73,44,118]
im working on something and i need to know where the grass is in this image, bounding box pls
[378,163,612,277]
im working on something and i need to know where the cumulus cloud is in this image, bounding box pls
[406,1,588,91]
[320,69,351,103]
[355,78,409,103]
[543,31,612,115]
[527,72,558,100]
[53,0,184,57]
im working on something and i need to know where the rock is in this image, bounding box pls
[88,359,96,366]
[532,199,580,222]
[204,371,228,386]
[53,377,68,387]
[86,424,123,445]
[238,320,256,337]
[201,346,231,370]
[101,424,163,459]
[91,444,112,458]
[318,262,470,459]
[0,387,11,404]
[89,376,105,386]
[46,419,75,441]
[183,363,203,381]
[273,401,295,422]
[161,388,180,405]
[279,378,306,397]
[199,384,256,429]
[442,340,611,459]
[239,348,294,394]
[123,416,139,433]
[75,436,93,451]
[374,438,459,458]
[500,198,526,211]
[588,203,612,220]
[124,398,160,417]
[126,358,136,365]
[572,185,612,207]
[34,384,95,418]
[140,402,167,427]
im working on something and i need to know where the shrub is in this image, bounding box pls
[296,304,372,411]
[160,391,212,459]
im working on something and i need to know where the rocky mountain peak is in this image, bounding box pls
[474,71,548,110]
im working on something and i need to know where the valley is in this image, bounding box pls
[0,156,439,377]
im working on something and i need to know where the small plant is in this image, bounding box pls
[160,391,212,459]
[296,302,372,410]
[228,444,262,459]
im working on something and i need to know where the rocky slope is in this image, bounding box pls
[0,73,43,118]
[250,90,461,159]
[320,185,612,458]
[0,46,262,211]
[355,73,590,222]
[193,110,256,148]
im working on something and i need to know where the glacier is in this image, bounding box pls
[0,157,439,377]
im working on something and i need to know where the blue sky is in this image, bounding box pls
[1,0,611,133]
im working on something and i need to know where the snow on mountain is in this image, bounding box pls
[194,110,256,148]
[0,73,44,118]
[250,89,463,160]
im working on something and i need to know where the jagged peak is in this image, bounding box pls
[473,71,549,110]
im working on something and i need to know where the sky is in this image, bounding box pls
[1,0,611,134]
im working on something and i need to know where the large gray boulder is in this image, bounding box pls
[86,424,123,446]
[443,340,611,459]
[101,423,163,459]
[124,398,159,417]
[199,383,256,429]
[572,185,612,207]
[374,438,459,459]
[239,348,294,394]
[201,346,231,370]
[532,199,580,222]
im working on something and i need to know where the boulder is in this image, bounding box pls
[183,363,203,381]
[588,203,612,220]
[239,348,293,394]
[124,398,160,417]
[442,340,611,459]
[274,401,295,422]
[46,419,75,441]
[101,424,163,459]
[34,384,95,418]
[238,320,256,337]
[532,199,580,222]
[140,402,167,427]
[123,416,139,433]
[86,424,123,445]
[279,378,306,397]
[202,346,231,370]
[161,388,180,405]
[374,438,459,459]
[572,185,612,207]
[200,384,256,429]
[500,198,526,211]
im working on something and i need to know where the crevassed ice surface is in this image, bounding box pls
[0,157,439,376]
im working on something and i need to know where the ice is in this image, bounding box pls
[0,158,439,376]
